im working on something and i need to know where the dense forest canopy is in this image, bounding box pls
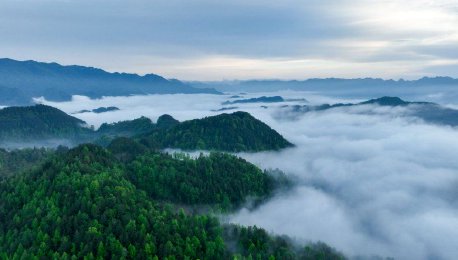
[0,105,92,142]
[140,111,293,152]
[0,147,57,180]
[0,144,345,259]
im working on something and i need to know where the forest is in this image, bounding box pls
[0,141,345,259]
[0,104,346,259]
[139,112,293,152]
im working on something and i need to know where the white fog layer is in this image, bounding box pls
[39,91,458,259]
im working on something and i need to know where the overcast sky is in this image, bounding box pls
[1,0,457,80]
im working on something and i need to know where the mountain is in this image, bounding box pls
[0,105,92,143]
[0,105,293,152]
[97,116,156,138]
[140,111,293,152]
[0,143,345,259]
[222,96,285,105]
[191,77,458,93]
[0,58,220,105]
[0,85,30,106]
[359,96,431,106]
[286,96,432,112]
[283,96,458,127]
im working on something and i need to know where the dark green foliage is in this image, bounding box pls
[107,137,149,162]
[156,114,180,129]
[141,111,293,152]
[97,116,156,137]
[77,107,120,114]
[97,114,179,139]
[0,105,92,141]
[127,152,274,208]
[225,225,346,260]
[0,148,55,179]
[91,106,120,113]
[0,144,227,259]
[0,144,345,259]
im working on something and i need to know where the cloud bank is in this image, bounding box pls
[232,106,458,259]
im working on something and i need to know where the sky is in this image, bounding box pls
[1,0,458,80]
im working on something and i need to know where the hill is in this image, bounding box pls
[0,105,92,143]
[140,111,293,152]
[0,58,220,105]
[359,96,432,106]
[222,96,285,105]
[97,117,156,137]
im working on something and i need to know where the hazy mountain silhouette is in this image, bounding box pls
[0,58,220,105]
[283,96,458,127]
[191,77,458,92]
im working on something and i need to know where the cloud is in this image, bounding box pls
[230,105,458,259]
[0,0,457,79]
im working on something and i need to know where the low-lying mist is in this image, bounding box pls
[38,91,458,259]
[233,106,458,259]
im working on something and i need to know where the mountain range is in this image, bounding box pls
[0,58,219,105]
[0,104,292,152]
[282,96,458,127]
[191,77,458,92]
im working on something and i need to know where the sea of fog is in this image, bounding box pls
[39,91,458,259]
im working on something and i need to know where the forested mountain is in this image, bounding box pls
[0,105,92,142]
[140,111,293,152]
[0,58,220,105]
[97,117,156,137]
[0,144,345,259]
[0,104,293,152]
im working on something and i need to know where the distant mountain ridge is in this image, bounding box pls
[190,77,458,93]
[0,58,220,105]
[282,96,458,127]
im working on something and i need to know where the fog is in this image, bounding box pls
[38,91,458,259]
[233,107,458,259]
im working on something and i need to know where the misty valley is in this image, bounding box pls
[3,0,458,258]
[2,80,458,259]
